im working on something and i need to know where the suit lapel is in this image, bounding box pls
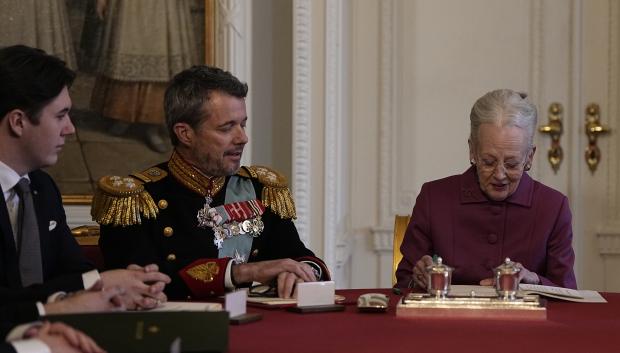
[0,185,21,286]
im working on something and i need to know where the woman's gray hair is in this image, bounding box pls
[469,89,538,148]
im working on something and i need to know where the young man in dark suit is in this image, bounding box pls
[0,283,122,353]
[0,45,171,310]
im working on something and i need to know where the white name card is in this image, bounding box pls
[225,289,247,318]
[297,281,335,307]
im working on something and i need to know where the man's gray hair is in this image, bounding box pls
[469,89,538,148]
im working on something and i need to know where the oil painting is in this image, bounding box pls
[0,0,216,202]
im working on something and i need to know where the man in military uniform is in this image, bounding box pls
[94,66,330,300]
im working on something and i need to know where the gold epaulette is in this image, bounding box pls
[91,169,165,226]
[238,166,297,219]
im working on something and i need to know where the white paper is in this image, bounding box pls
[149,301,222,312]
[520,284,607,303]
[225,289,247,318]
[448,284,607,303]
[297,281,335,307]
[169,337,181,353]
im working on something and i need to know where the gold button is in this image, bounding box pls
[166,254,176,261]
[251,249,259,257]
[158,199,168,209]
[163,227,174,237]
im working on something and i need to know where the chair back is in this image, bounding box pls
[392,215,411,286]
[71,225,104,271]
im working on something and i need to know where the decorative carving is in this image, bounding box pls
[372,227,393,253]
[597,228,620,255]
[292,0,312,246]
[323,0,347,271]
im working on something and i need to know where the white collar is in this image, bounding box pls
[0,160,29,196]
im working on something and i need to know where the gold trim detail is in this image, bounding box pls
[246,166,297,219]
[186,262,219,283]
[168,151,225,197]
[62,195,93,205]
[132,167,168,183]
[91,175,158,226]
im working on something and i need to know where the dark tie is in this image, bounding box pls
[14,178,43,286]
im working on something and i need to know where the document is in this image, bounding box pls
[519,284,607,303]
[149,301,223,312]
[247,295,346,307]
[448,284,606,303]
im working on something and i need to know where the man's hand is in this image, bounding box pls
[100,264,171,310]
[276,271,305,299]
[27,322,105,353]
[412,255,433,289]
[45,281,124,314]
[232,258,316,296]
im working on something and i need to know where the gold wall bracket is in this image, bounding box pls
[538,103,564,173]
[584,104,611,173]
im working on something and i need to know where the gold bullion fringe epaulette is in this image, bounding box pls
[91,173,160,227]
[239,166,297,219]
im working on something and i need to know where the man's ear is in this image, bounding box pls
[173,122,194,147]
[5,109,27,137]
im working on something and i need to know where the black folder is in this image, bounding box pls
[44,311,228,353]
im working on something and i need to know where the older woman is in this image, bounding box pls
[395,89,577,289]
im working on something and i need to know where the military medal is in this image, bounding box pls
[197,198,266,249]
[233,249,246,264]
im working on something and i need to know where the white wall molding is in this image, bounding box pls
[292,0,312,246]
[371,0,396,259]
[606,0,619,224]
[323,0,339,270]
[529,0,543,104]
[376,0,395,228]
[323,0,351,278]
[598,226,620,255]
[216,0,253,165]
[372,227,393,253]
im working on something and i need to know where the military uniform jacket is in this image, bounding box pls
[96,152,329,300]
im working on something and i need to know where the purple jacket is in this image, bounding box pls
[395,166,577,289]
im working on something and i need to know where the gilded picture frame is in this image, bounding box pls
[0,0,215,205]
[40,0,217,205]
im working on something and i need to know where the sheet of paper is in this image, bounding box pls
[149,301,222,312]
[225,289,247,318]
[519,284,583,299]
[247,297,297,305]
[169,337,181,353]
[297,281,335,307]
[449,284,607,303]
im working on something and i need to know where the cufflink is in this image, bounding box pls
[48,220,57,231]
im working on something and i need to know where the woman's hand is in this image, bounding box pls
[411,255,434,289]
[479,262,540,286]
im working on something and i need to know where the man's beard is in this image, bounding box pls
[194,152,240,177]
